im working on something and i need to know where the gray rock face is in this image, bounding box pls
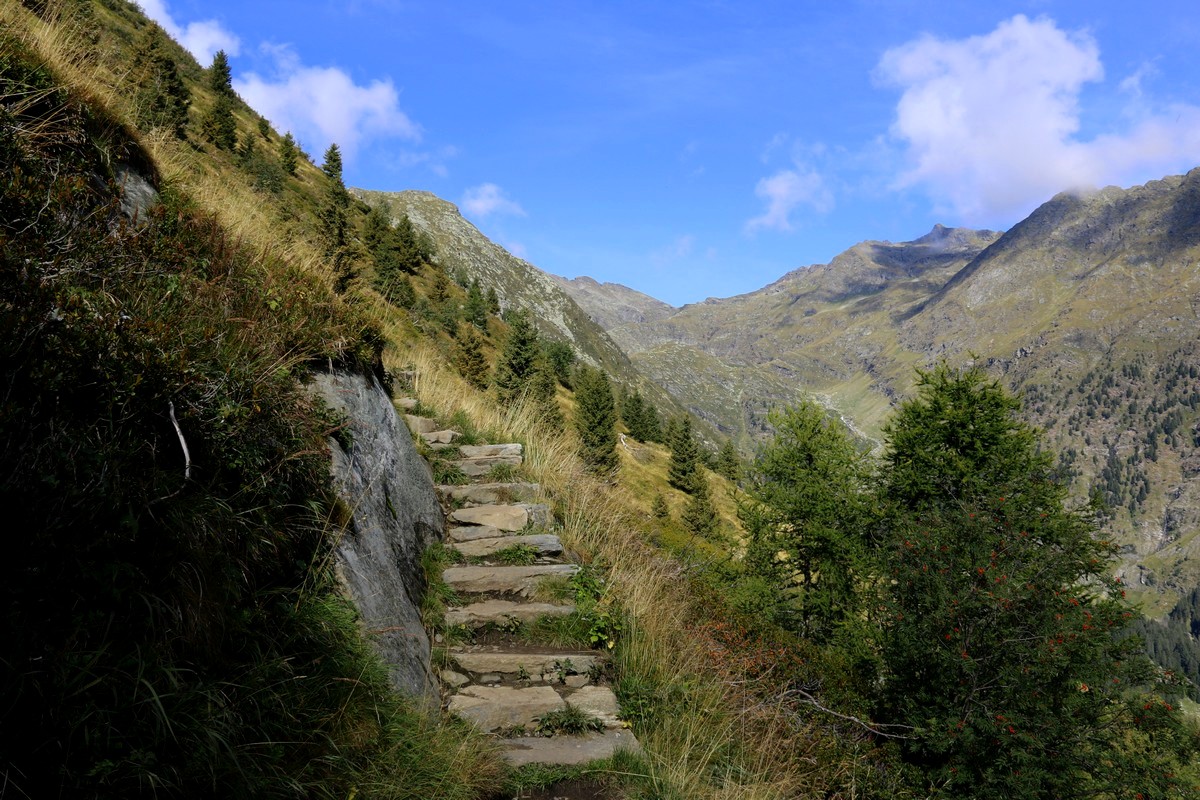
[116,165,158,224]
[309,371,443,707]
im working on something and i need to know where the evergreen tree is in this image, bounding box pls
[542,340,576,387]
[131,28,189,138]
[257,115,270,139]
[875,363,1184,799]
[429,269,450,305]
[529,358,564,431]
[651,493,670,520]
[464,279,488,329]
[492,310,540,404]
[716,439,741,482]
[741,401,867,641]
[319,143,350,290]
[681,471,719,538]
[199,50,237,150]
[574,365,619,474]
[453,325,490,390]
[279,132,298,176]
[208,49,233,95]
[485,286,501,315]
[622,389,647,440]
[667,415,701,493]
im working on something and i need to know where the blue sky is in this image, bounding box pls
[141,1,1200,306]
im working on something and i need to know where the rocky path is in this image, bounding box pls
[403,408,641,769]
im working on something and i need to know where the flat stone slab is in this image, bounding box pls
[451,456,523,477]
[450,504,528,531]
[501,730,643,767]
[451,534,562,558]
[444,600,576,628]
[394,398,419,411]
[447,685,564,732]
[404,414,438,434]
[437,482,541,505]
[520,503,553,528]
[422,429,459,445]
[451,648,602,677]
[447,524,510,542]
[443,564,579,595]
[567,686,622,727]
[460,443,523,459]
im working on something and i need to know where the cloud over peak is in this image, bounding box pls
[461,184,527,219]
[877,14,1200,223]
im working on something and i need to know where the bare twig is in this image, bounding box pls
[782,687,915,739]
[168,400,191,480]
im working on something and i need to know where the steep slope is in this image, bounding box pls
[552,274,676,330]
[355,189,688,427]
[606,173,1200,614]
[608,225,999,440]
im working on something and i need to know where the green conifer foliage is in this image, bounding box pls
[492,309,540,404]
[453,326,490,390]
[876,364,1183,799]
[199,50,236,150]
[716,439,740,482]
[651,493,670,520]
[681,470,719,538]
[208,49,233,95]
[573,365,619,474]
[319,143,350,290]
[464,279,488,329]
[668,415,701,493]
[742,401,867,641]
[131,28,189,138]
[485,286,501,315]
[279,132,298,176]
[529,358,564,431]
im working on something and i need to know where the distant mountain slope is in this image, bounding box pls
[605,171,1200,614]
[354,189,686,426]
[552,275,676,330]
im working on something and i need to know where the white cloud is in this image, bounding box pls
[650,234,695,266]
[745,167,833,233]
[877,14,1200,223]
[235,45,421,163]
[138,0,240,62]
[461,183,527,218]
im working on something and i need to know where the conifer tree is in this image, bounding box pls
[319,143,350,290]
[542,340,575,388]
[429,269,450,305]
[485,286,501,315]
[257,116,270,139]
[716,439,741,482]
[279,132,298,176]
[875,363,1180,799]
[529,358,564,431]
[453,325,490,390]
[651,493,670,520]
[622,389,647,440]
[200,50,237,150]
[131,28,189,138]
[464,279,488,329]
[741,401,867,641]
[493,310,540,404]
[574,365,619,474]
[668,415,701,493]
[681,470,719,538]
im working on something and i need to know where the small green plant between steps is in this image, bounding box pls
[534,706,605,736]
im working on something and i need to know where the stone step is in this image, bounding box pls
[450,647,604,679]
[404,414,438,435]
[394,397,419,412]
[437,482,541,506]
[501,729,643,767]
[450,533,563,559]
[442,564,579,596]
[422,429,460,446]
[448,524,509,542]
[566,685,622,728]
[449,504,528,531]
[459,443,523,459]
[444,599,576,628]
[446,685,564,732]
[451,455,523,477]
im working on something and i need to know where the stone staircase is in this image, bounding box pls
[403,407,642,768]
